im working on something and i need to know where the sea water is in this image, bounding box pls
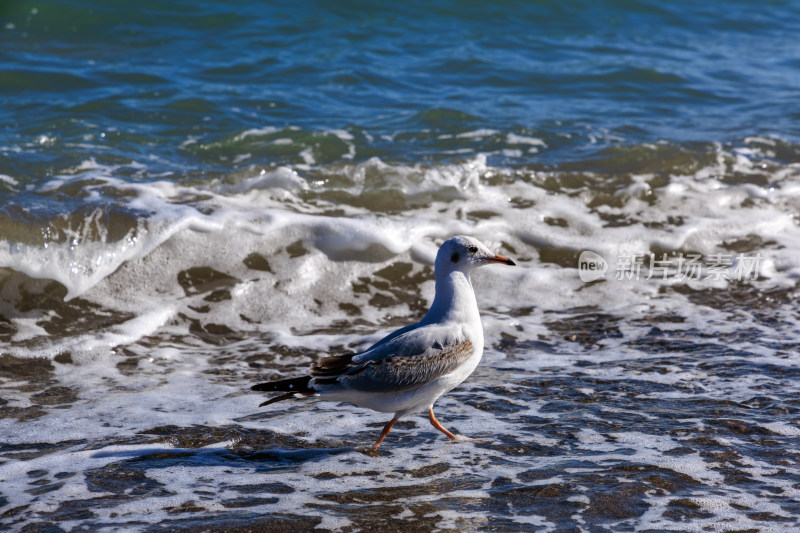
[2,0,800,531]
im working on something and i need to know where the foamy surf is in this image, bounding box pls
[1,136,799,530]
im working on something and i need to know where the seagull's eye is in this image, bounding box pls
[468,245,478,254]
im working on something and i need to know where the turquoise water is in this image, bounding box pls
[2,1,800,531]
[2,0,799,183]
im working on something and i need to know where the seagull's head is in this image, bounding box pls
[436,235,516,275]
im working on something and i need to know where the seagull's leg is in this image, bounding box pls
[428,408,457,440]
[370,416,399,453]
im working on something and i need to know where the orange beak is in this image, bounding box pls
[487,254,516,266]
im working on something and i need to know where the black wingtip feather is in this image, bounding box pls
[258,392,297,407]
[251,375,313,393]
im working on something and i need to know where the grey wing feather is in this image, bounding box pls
[311,339,474,393]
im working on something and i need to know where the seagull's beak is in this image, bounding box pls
[487,254,516,266]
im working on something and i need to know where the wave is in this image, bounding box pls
[2,138,799,301]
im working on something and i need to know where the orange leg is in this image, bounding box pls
[428,408,457,440]
[370,416,399,453]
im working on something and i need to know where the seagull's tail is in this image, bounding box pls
[251,376,314,407]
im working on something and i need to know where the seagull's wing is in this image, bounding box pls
[310,325,474,393]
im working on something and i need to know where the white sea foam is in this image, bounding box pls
[2,145,800,530]
[456,128,499,139]
[233,126,280,141]
[0,173,19,186]
[506,132,547,147]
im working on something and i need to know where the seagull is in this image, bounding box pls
[251,235,515,453]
